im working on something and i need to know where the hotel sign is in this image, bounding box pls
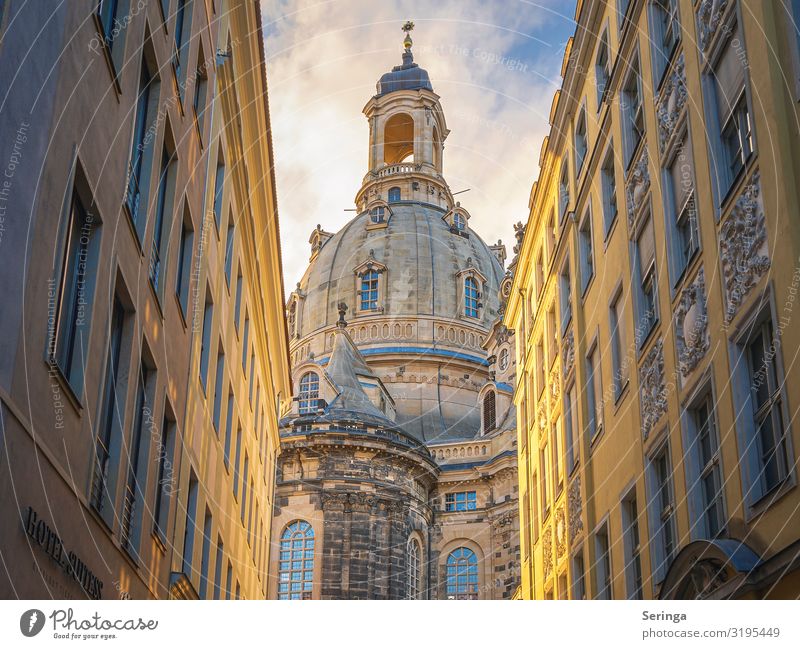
[23,506,104,600]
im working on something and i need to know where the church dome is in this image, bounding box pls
[295,202,505,336]
[376,51,433,96]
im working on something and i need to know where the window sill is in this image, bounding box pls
[637,319,660,356]
[175,292,188,330]
[152,529,168,555]
[612,379,631,414]
[589,425,604,450]
[602,213,619,251]
[745,476,797,523]
[43,356,84,415]
[718,155,757,220]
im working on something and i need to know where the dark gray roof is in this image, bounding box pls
[376,49,433,96]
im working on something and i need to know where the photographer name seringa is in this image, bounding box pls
[642,611,688,624]
[50,609,158,632]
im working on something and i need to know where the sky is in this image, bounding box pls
[260,0,578,291]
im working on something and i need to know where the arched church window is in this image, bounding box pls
[361,270,379,310]
[369,206,386,223]
[445,547,478,599]
[278,520,314,599]
[483,391,496,434]
[453,212,466,231]
[298,372,319,414]
[498,348,509,371]
[464,276,479,318]
[388,187,401,203]
[407,538,421,599]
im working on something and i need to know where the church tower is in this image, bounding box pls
[273,24,520,600]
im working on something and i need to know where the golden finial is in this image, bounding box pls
[402,20,414,49]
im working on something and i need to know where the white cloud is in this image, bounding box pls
[261,0,576,290]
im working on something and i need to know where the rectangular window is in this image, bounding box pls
[176,208,194,317]
[650,0,680,85]
[199,509,212,599]
[579,207,594,294]
[552,419,564,496]
[212,345,225,433]
[213,538,224,600]
[687,393,725,538]
[234,271,243,331]
[531,471,540,543]
[361,271,380,311]
[199,294,213,392]
[634,216,658,345]
[666,137,699,280]
[595,34,610,107]
[233,427,242,499]
[574,110,588,175]
[248,351,255,405]
[572,550,586,600]
[241,313,250,370]
[709,21,752,196]
[610,290,628,400]
[536,339,545,397]
[224,216,236,288]
[150,144,177,295]
[182,471,199,578]
[622,57,644,166]
[601,146,618,236]
[648,442,676,583]
[540,443,550,518]
[126,58,157,234]
[621,490,643,599]
[565,384,579,473]
[193,45,209,128]
[53,189,100,395]
[594,522,612,599]
[224,392,234,469]
[558,572,569,600]
[240,455,249,522]
[547,306,557,367]
[173,0,192,94]
[585,344,603,442]
[90,298,129,526]
[121,359,155,559]
[212,152,225,230]
[559,260,572,333]
[535,249,544,300]
[247,479,254,544]
[153,410,176,541]
[559,166,570,220]
[445,491,477,512]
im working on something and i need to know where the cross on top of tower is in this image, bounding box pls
[402,21,414,50]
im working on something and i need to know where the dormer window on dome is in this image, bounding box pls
[457,264,487,320]
[353,252,387,314]
[298,371,320,414]
[444,203,471,237]
[365,198,391,230]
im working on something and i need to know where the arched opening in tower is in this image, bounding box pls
[384,113,415,164]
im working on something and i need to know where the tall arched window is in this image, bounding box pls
[298,372,319,414]
[388,187,401,203]
[453,212,466,231]
[464,277,479,318]
[361,270,379,311]
[445,547,479,599]
[483,391,496,434]
[407,538,421,599]
[278,520,314,599]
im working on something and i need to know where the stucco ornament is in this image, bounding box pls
[561,328,575,377]
[675,268,710,379]
[555,505,567,558]
[626,145,650,230]
[568,475,583,540]
[719,171,770,324]
[697,0,729,51]
[655,53,687,152]
[639,339,668,439]
[542,525,553,580]
[537,399,548,446]
[549,366,560,402]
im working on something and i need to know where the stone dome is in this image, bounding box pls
[295,202,505,336]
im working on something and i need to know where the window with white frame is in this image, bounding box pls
[665,135,699,282]
[407,538,421,599]
[453,212,466,231]
[622,56,644,166]
[647,441,676,583]
[610,289,628,400]
[685,391,725,538]
[621,489,644,599]
[707,19,753,198]
[559,162,570,219]
[601,145,619,236]
[594,521,612,599]
[575,109,588,175]
[360,270,380,310]
[578,206,594,294]
[559,259,572,333]
[445,548,479,599]
[445,491,477,512]
[464,276,480,318]
[650,0,680,85]
[633,215,658,345]
[278,520,314,600]
[369,205,386,223]
[298,372,319,414]
[586,343,603,442]
[565,383,579,473]
[595,32,611,107]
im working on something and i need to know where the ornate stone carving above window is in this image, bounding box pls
[719,171,770,324]
[696,0,729,52]
[537,399,548,446]
[655,53,687,154]
[674,267,710,380]
[568,475,583,540]
[555,504,567,559]
[542,525,553,580]
[639,338,668,439]
[549,366,560,404]
[561,327,575,378]
[626,145,650,231]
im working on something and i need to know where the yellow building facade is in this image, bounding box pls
[507,0,800,599]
